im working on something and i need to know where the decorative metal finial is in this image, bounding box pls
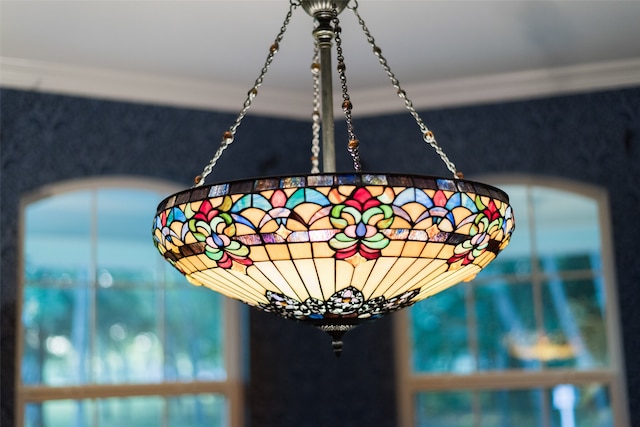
[301,0,349,18]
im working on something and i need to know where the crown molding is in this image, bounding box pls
[2,56,640,118]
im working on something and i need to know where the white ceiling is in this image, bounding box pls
[2,1,640,118]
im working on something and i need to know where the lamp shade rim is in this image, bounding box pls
[156,172,510,213]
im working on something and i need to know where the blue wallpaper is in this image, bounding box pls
[2,87,639,425]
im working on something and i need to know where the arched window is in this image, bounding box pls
[396,178,629,426]
[17,178,243,427]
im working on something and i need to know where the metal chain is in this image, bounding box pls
[194,0,302,187]
[332,7,362,172]
[348,1,461,179]
[310,40,321,174]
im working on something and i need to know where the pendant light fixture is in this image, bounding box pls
[152,0,515,355]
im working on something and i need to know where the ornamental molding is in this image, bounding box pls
[2,56,640,118]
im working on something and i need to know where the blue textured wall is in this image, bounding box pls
[2,87,639,425]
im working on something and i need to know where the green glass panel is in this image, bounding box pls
[168,394,228,427]
[21,286,90,386]
[95,287,162,383]
[475,281,539,371]
[98,396,163,426]
[548,384,612,427]
[415,391,474,427]
[97,189,163,286]
[478,389,543,427]
[410,285,471,374]
[25,400,93,427]
[542,278,608,369]
[24,191,92,285]
[164,288,226,381]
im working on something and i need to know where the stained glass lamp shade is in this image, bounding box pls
[152,1,515,353]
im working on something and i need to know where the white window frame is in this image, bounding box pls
[15,176,245,427]
[395,175,630,427]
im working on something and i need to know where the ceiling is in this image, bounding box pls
[2,1,640,118]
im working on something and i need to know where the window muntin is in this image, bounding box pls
[18,179,241,427]
[399,180,628,426]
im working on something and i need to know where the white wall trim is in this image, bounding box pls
[2,56,639,118]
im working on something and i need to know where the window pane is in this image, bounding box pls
[168,394,228,427]
[478,389,543,427]
[95,287,162,383]
[415,391,474,427]
[98,396,163,426]
[21,286,90,386]
[96,189,162,285]
[549,384,612,427]
[165,288,226,381]
[24,191,92,283]
[25,400,93,427]
[542,278,608,369]
[23,191,93,386]
[532,187,601,272]
[24,395,228,427]
[475,281,538,371]
[410,285,471,374]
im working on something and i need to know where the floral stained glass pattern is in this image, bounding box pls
[153,173,514,324]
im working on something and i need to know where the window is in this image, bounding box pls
[17,178,243,427]
[396,178,629,426]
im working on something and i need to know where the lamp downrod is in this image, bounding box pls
[303,0,348,173]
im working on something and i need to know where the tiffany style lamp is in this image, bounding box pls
[152,0,515,354]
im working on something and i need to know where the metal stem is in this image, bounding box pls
[313,14,336,173]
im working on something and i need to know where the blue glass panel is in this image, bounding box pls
[208,184,229,198]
